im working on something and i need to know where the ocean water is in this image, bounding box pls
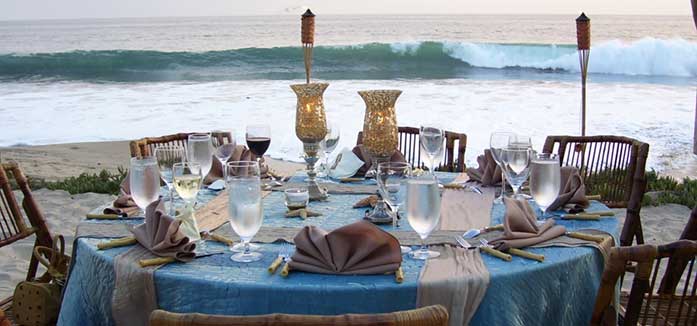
[0,15,696,172]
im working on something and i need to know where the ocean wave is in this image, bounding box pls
[0,38,694,81]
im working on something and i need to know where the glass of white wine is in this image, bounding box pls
[226,161,264,263]
[129,156,161,215]
[172,162,203,242]
[530,153,561,220]
[406,174,441,260]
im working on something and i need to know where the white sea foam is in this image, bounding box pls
[0,79,694,174]
[439,38,697,77]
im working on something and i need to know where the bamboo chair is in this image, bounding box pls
[0,162,53,324]
[150,305,449,326]
[542,135,649,246]
[591,240,697,326]
[356,127,467,172]
[130,132,234,158]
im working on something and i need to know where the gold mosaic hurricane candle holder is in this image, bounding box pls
[291,82,329,201]
[359,89,401,224]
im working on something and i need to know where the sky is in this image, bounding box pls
[0,0,694,20]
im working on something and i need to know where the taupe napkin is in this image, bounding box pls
[465,149,502,186]
[351,144,406,177]
[129,198,196,262]
[103,172,139,217]
[489,197,566,251]
[204,145,269,185]
[289,221,402,275]
[547,166,590,212]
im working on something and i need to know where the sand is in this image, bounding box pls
[0,141,693,299]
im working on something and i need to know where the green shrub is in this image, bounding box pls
[642,170,697,209]
[31,167,128,195]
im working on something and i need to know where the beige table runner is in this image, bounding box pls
[112,246,160,326]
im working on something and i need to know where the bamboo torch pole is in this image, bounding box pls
[690,0,696,154]
[576,13,591,137]
[301,9,316,84]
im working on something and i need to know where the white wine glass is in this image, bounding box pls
[377,162,412,254]
[489,132,515,203]
[226,160,264,263]
[172,162,203,242]
[501,145,532,199]
[129,156,160,215]
[419,125,444,174]
[406,174,441,260]
[319,121,340,181]
[212,130,237,179]
[187,133,214,180]
[530,153,561,220]
[154,145,185,215]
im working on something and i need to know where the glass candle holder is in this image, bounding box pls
[284,188,310,210]
[359,90,401,159]
[291,83,328,143]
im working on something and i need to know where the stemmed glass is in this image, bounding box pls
[212,130,237,179]
[154,146,185,215]
[187,133,214,180]
[129,156,161,215]
[226,161,264,263]
[530,153,561,220]
[489,132,515,203]
[172,162,203,242]
[245,125,271,167]
[419,126,444,174]
[319,121,340,180]
[376,162,412,254]
[501,143,533,199]
[406,174,441,260]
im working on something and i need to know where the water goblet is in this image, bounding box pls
[377,161,412,254]
[129,156,161,215]
[226,161,264,263]
[419,125,444,174]
[530,153,561,220]
[489,132,515,203]
[500,145,533,199]
[406,174,441,260]
[319,121,340,180]
[187,133,214,180]
[212,130,237,180]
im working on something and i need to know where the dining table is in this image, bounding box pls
[57,171,618,326]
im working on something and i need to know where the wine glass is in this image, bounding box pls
[154,145,185,215]
[129,156,161,214]
[419,125,444,174]
[377,162,412,254]
[319,121,340,180]
[530,153,561,220]
[187,133,214,180]
[245,125,271,166]
[489,132,515,203]
[226,161,264,263]
[212,130,237,179]
[172,162,203,242]
[405,174,441,260]
[501,144,533,199]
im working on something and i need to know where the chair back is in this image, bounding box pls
[130,132,234,158]
[542,135,649,246]
[0,162,53,281]
[357,127,467,172]
[591,240,697,326]
[150,305,449,326]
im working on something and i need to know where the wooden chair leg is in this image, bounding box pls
[25,239,39,282]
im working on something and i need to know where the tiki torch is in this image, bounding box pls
[301,9,315,84]
[576,13,590,136]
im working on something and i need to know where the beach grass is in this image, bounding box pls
[13,167,127,195]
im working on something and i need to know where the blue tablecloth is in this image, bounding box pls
[58,172,617,326]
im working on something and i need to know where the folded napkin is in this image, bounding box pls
[329,147,365,179]
[547,167,590,212]
[466,149,502,186]
[204,145,269,185]
[289,221,402,275]
[129,198,196,262]
[103,172,140,216]
[489,198,566,251]
[351,145,406,177]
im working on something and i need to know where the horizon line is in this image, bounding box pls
[0,12,693,23]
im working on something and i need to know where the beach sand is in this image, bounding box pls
[0,141,693,299]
